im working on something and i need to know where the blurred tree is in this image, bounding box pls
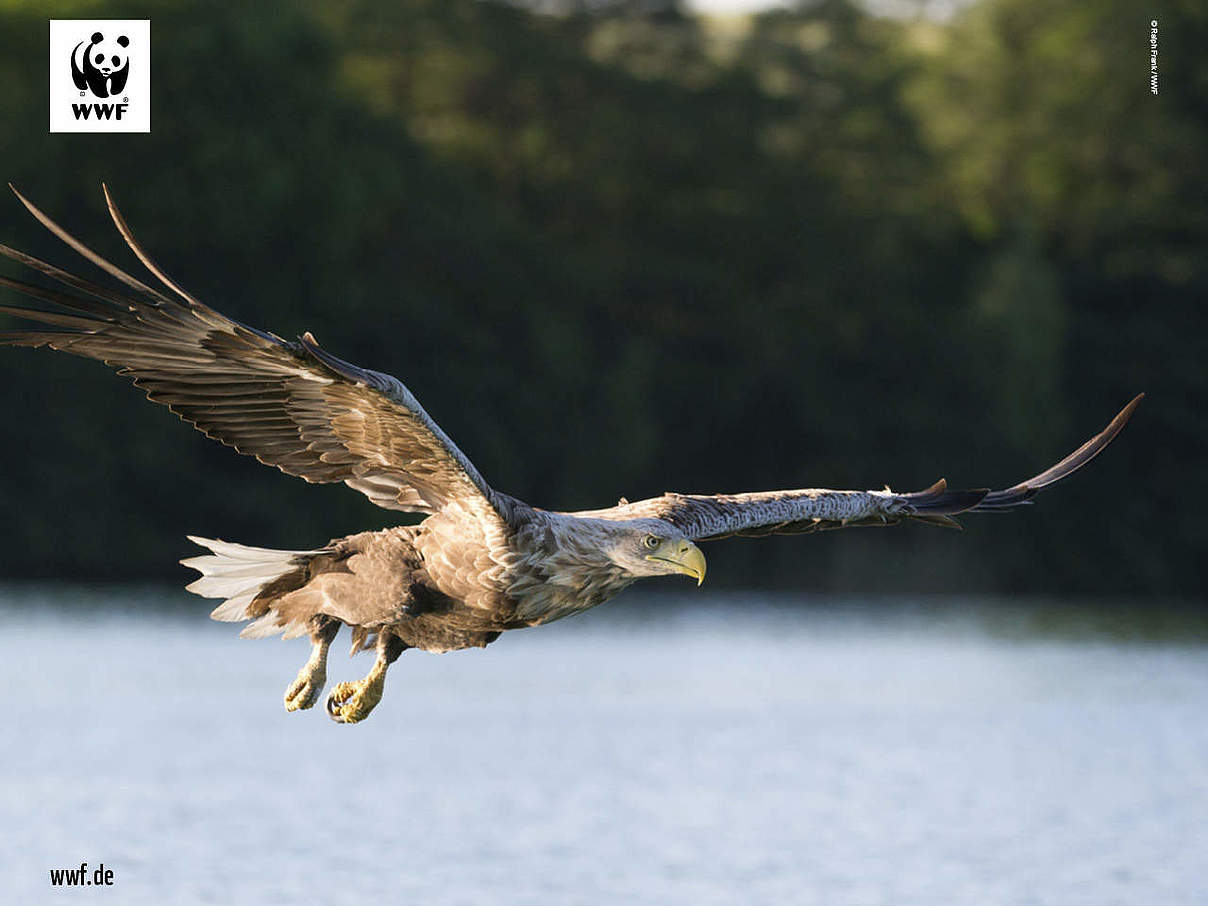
[905,0,1208,592]
[0,0,1201,596]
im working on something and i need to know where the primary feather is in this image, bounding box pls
[0,185,500,519]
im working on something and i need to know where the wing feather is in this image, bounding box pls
[577,396,1142,541]
[0,187,503,519]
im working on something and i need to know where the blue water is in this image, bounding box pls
[2,587,1206,905]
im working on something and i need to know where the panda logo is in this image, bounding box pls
[70,31,130,99]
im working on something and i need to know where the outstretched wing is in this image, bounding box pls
[579,395,1143,541]
[0,185,501,518]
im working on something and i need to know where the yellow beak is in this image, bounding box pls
[647,541,707,586]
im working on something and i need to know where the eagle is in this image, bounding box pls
[0,187,1142,724]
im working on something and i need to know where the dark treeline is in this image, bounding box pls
[0,0,1203,596]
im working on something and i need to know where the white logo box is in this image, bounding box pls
[50,19,150,133]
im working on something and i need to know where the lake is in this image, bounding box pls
[2,587,1206,905]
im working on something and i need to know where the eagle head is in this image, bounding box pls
[604,519,707,586]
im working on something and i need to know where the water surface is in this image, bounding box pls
[3,588,1206,905]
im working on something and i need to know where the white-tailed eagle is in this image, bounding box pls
[0,187,1142,723]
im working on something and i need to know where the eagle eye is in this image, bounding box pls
[643,534,661,550]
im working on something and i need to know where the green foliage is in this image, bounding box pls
[0,0,1201,595]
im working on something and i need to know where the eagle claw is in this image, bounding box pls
[284,667,326,712]
[326,677,384,724]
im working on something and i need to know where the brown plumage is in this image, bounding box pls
[0,186,1143,723]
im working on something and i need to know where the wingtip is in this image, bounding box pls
[1104,392,1145,438]
[9,182,35,213]
[100,182,128,239]
[972,392,1145,509]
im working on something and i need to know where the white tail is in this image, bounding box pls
[181,535,323,637]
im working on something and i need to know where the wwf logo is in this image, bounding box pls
[70,31,131,99]
[49,20,150,133]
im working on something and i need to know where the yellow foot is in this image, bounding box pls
[325,674,384,724]
[284,662,326,712]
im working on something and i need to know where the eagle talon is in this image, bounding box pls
[326,678,382,724]
[283,623,335,712]
[283,668,325,712]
